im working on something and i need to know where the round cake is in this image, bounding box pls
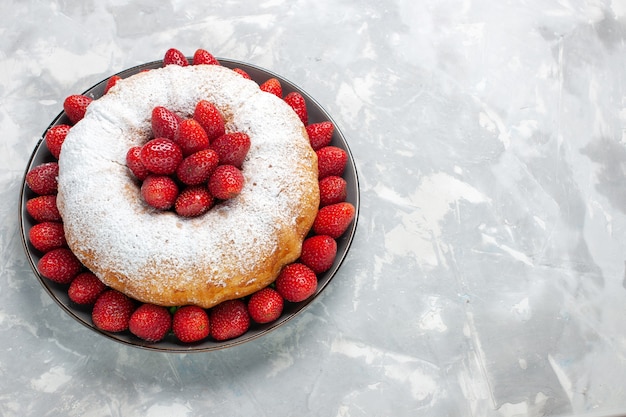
[56,64,320,309]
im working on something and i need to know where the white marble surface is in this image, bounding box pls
[3,0,626,416]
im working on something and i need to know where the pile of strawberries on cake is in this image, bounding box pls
[24,48,356,345]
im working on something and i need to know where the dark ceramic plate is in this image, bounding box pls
[19,59,359,352]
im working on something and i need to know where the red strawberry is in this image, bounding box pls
[163,48,189,66]
[306,121,334,151]
[104,75,121,94]
[92,289,135,332]
[26,162,59,195]
[247,287,284,324]
[318,175,347,206]
[68,272,106,305]
[312,202,355,239]
[193,48,219,65]
[284,92,308,125]
[140,138,183,175]
[141,175,179,210]
[37,248,82,284]
[175,118,210,156]
[126,146,150,180]
[232,68,251,79]
[300,235,337,274]
[175,186,214,217]
[172,305,210,343]
[63,94,93,124]
[210,132,251,168]
[26,195,61,222]
[193,100,225,142]
[129,303,172,342]
[316,146,347,179]
[45,124,71,159]
[208,165,244,200]
[275,263,317,302]
[29,221,66,253]
[176,149,219,185]
[210,299,250,341]
[151,106,180,141]
[260,78,282,97]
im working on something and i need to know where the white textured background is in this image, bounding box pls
[3,0,626,416]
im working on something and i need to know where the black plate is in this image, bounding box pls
[19,59,359,352]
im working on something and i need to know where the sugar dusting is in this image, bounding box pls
[57,64,318,305]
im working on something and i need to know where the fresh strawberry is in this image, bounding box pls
[312,202,356,239]
[45,124,71,159]
[104,75,121,94]
[163,48,189,66]
[140,138,183,175]
[260,78,282,97]
[129,303,172,342]
[210,132,250,168]
[210,299,250,341]
[232,68,251,79]
[193,100,225,142]
[92,289,135,332]
[193,48,219,65]
[175,186,214,217]
[37,248,82,284]
[318,175,347,206]
[26,162,59,195]
[176,148,219,185]
[126,146,150,180]
[275,263,317,302]
[284,91,308,125]
[306,121,334,151]
[141,175,179,210]
[172,305,210,343]
[208,165,244,200]
[26,195,61,222]
[29,221,66,253]
[300,235,337,274]
[151,106,180,141]
[175,118,210,156]
[68,272,106,305]
[63,94,93,124]
[316,146,347,179]
[247,287,284,324]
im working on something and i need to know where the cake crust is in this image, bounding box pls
[57,64,319,308]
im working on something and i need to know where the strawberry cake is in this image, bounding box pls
[56,63,320,309]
